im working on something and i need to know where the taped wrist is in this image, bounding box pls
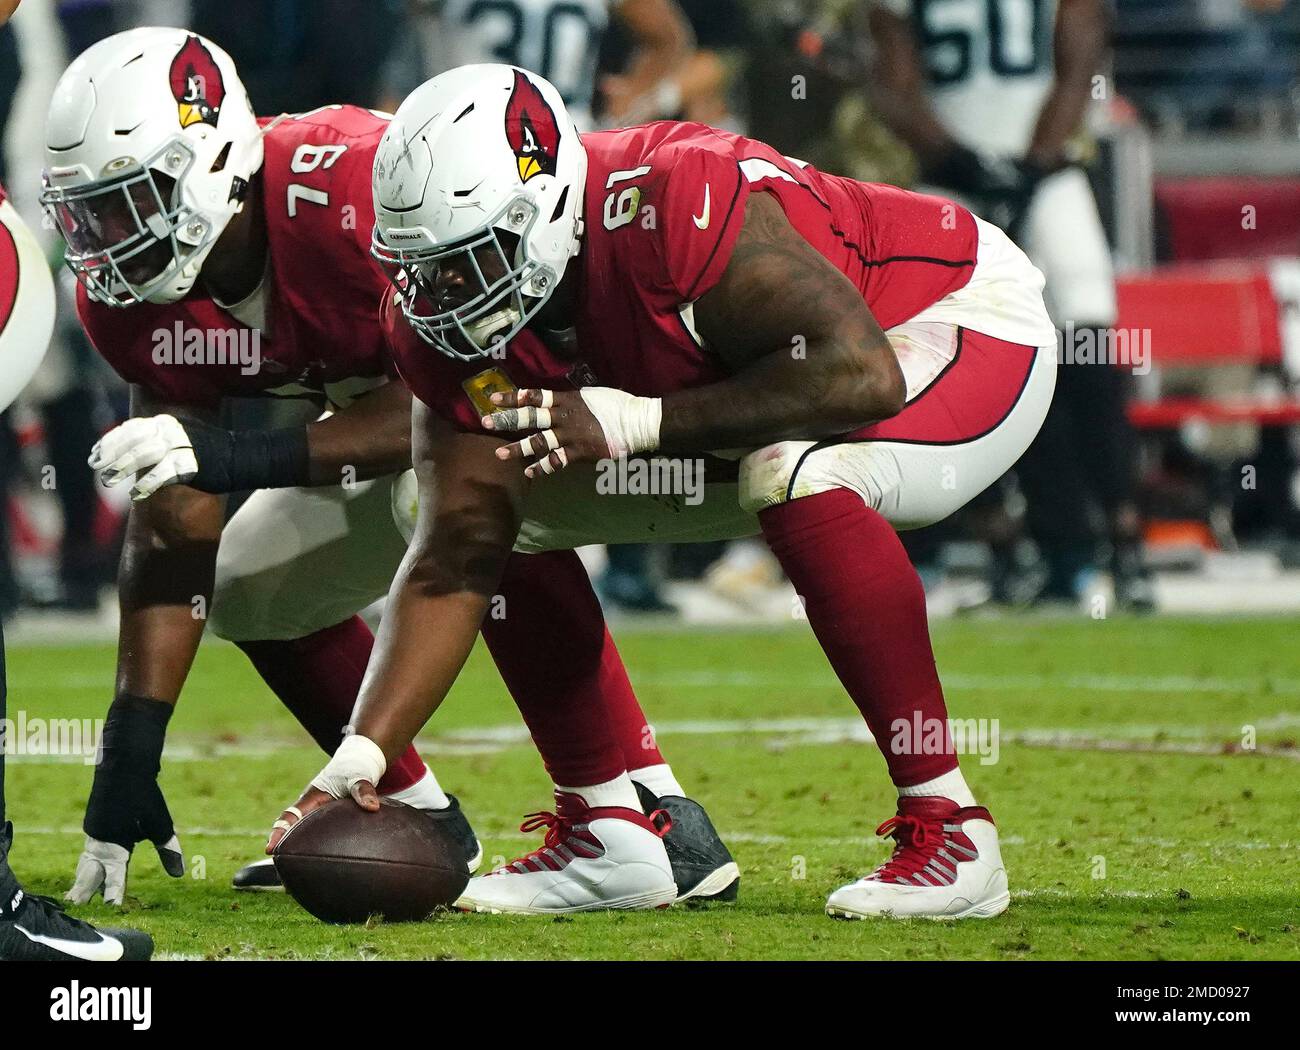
[578,388,663,456]
[311,733,387,800]
[84,694,173,847]
[179,416,311,493]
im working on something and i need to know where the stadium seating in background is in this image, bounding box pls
[1156,177,1300,261]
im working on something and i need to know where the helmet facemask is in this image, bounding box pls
[372,194,559,362]
[41,137,221,307]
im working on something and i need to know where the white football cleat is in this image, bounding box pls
[826,796,1009,920]
[456,793,677,915]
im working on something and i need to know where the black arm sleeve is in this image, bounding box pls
[178,416,311,493]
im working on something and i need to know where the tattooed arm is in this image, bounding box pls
[486,192,904,472]
[659,192,905,450]
[267,400,527,839]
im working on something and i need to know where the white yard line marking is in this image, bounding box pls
[1012,888,1164,900]
[4,710,1262,763]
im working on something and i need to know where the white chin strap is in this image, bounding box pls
[144,193,242,305]
[145,270,198,305]
[144,242,212,305]
[466,305,521,350]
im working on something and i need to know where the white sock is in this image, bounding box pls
[383,765,450,810]
[629,763,685,800]
[556,772,640,811]
[898,767,977,808]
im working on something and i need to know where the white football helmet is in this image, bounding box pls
[40,27,263,307]
[371,64,587,361]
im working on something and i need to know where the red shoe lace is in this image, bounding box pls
[496,810,588,873]
[520,810,572,848]
[497,805,666,874]
[871,814,946,882]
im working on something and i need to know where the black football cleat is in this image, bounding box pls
[428,794,483,873]
[232,857,284,892]
[1,825,153,962]
[635,783,739,903]
[234,793,482,891]
[0,892,155,962]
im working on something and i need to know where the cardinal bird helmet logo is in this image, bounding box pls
[504,69,561,185]
[169,35,226,129]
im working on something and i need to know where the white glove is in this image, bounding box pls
[577,387,662,457]
[64,834,181,906]
[310,734,387,802]
[88,414,198,501]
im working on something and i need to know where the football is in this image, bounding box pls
[272,799,469,924]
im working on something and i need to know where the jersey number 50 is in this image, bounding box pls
[916,0,1048,85]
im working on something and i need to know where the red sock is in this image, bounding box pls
[481,550,664,787]
[759,489,956,787]
[235,615,426,795]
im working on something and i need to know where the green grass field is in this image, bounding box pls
[4,616,1298,960]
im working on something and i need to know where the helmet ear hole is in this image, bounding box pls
[549,185,569,224]
[209,141,231,173]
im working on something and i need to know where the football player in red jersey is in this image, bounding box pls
[43,31,736,910]
[290,64,1059,919]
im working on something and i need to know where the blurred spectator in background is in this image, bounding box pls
[56,0,119,56]
[191,0,404,113]
[869,0,1153,610]
[382,0,693,129]
[743,1,870,169]
[598,0,749,127]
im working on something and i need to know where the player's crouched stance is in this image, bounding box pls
[47,30,738,913]
[292,65,1057,920]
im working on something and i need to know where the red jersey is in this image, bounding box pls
[391,122,980,424]
[78,105,393,409]
[572,122,978,396]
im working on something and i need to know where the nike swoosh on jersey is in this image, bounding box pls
[693,185,711,230]
[14,923,126,961]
